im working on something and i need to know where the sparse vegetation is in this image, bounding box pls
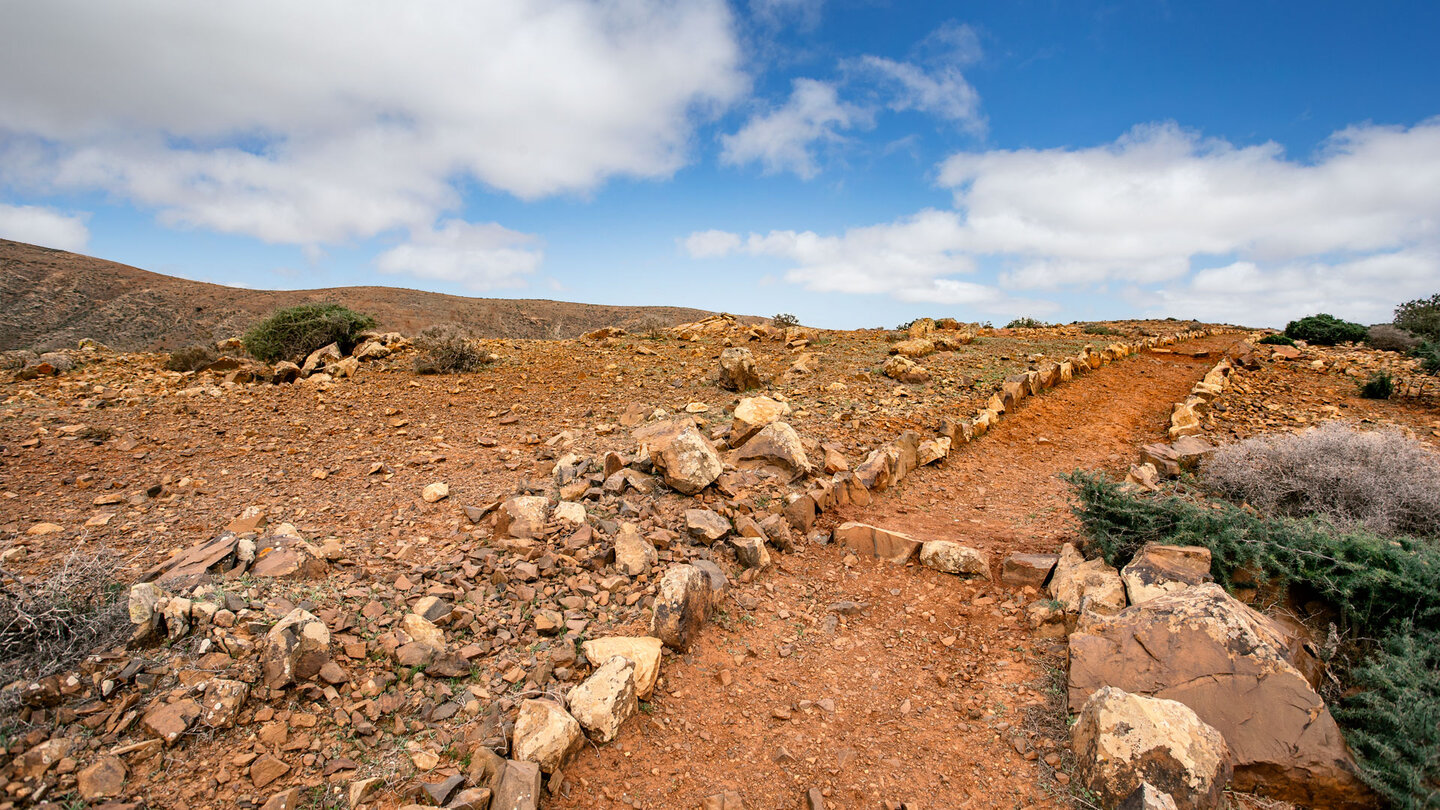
[1366,323,1422,353]
[413,323,492,374]
[1082,324,1120,336]
[1414,341,1440,375]
[1006,317,1045,329]
[1394,292,1440,343]
[165,343,218,372]
[771,313,799,328]
[1283,313,1367,346]
[1257,333,1295,346]
[1202,423,1440,538]
[242,303,376,363]
[0,550,128,714]
[1360,371,1395,400]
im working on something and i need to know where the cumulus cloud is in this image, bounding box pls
[375,220,542,290]
[681,229,743,258]
[0,203,89,251]
[0,0,744,253]
[720,79,871,178]
[691,119,1440,324]
[852,22,985,132]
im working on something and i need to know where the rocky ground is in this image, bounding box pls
[1,315,1426,810]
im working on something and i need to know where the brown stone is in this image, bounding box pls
[1120,544,1212,604]
[141,698,201,746]
[833,522,921,564]
[1001,553,1058,589]
[77,756,126,800]
[250,753,291,789]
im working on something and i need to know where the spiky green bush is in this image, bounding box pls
[1360,371,1395,400]
[1284,313,1368,346]
[242,304,376,363]
[1415,341,1440,375]
[1258,333,1295,346]
[1006,316,1045,329]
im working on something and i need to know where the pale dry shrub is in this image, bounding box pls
[1204,422,1440,538]
[0,550,128,701]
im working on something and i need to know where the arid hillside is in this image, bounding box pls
[0,239,725,351]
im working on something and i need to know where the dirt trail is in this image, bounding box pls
[552,334,1243,810]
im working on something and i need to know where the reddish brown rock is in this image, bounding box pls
[833,522,922,564]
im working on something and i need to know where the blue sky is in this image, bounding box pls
[2,1,1438,329]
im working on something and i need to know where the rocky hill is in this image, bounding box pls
[0,239,724,351]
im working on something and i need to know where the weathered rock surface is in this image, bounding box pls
[684,508,731,543]
[1120,544,1212,604]
[1072,686,1232,810]
[730,396,789,444]
[1049,544,1126,616]
[834,522,922,564]
[613,522,657,576]
[882,354,930,383]
[735,421,810,473]
[512,698,583,773]
[1068,584,1369,808]
[567,655,639,743]
[649,564,711,650]
[644,421,723,494]
[261,608,330,689]
[719,347,762,391]
[918,541,989,578]
[495,495,550,539]
[1001,553,1058,589]
[580,636,664,698]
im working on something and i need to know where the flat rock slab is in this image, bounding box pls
[834,522,922,563]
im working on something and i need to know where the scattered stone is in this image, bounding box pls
[142,698,202,746]
[77,756,126,800]
[918,541,989,578]
[730,396,789,444]
[491,760,542,810]
[200,678,250,729]
[733,536,771,570]
[1049,543,1126,616]
[567,655,639,743]
[833,522,922,564]
[643,421,723,494]
[613,522,658,576]
[685,508,731,544]
[649,564,711,650]
[262,608,331,689]
[719,347,762,391]
[250,753,290,789]
[496,495,551,539]
[422,482,450,503]
[882,354,930,384]
[735,421,810,473]
[512,698,583,773]
[580,636,664,698]
[1000,553,1058,589]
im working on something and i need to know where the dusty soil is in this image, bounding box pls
[0,238,728,351]
[550,333,1243,810]
[0,316,1219,809]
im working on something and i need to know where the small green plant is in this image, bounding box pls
[771,313,800,328]
[242,303,376,362]
[1360,371,1394,399]
[1413,340,1440,375]
[1083,325,1120,336]
[1006,317,1045,329]
[1394,292,1440,342]
[1258,333,1296,346]
[1284,313,1367,346]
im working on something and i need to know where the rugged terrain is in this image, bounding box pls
[0,240,726,352]
[0,309,1434,810]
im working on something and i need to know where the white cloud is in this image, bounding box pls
[857,56,984,133]
[720,79,871,179]
[375,220,542,290]
[0,203,89,251]
[748,0,824,30]
[682,229,743,258]
[691,119,1440,324]
[0,0,744,247]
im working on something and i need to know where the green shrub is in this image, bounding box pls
[1332,624,1440,810]
[1367,324,1423,353]
[1414,341,1440,375]
[772,313,800,328]
[1360,371,1395,400]
[1006,316,1045,329]
[242,304,376,363]
[1083,324,1120,336]
[1395,293,1440,342]
[1284,313,1368,346]
[1258,333,1296,346]
[165,343,217,372]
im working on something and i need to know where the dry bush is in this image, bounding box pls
[0,550,128,707]
[1366,324,1422,353]
[413,323,491,374]
[1204,422,1440,538]
[165,343,218,372]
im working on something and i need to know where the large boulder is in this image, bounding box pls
[882,355,930,384]
[1072,686,1232,810]
[495,496,551,539]
[730,396,790,445]
[890,338,935,358]
[1068,584,1369,808]
[1120,544,1212,604]
[718,347,762,391]
[649,564,711,650]
[918,541,989,579]
[261,609,330,689]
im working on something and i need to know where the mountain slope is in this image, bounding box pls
[0,239,725,351]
